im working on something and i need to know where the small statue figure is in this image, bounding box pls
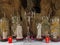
[36,23,43,41]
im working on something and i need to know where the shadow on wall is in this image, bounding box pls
[21,0,41,13]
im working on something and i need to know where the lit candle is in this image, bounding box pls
[8,36,12,43]
[45,36,50,43]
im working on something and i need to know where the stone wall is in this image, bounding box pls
[0,0,60,37]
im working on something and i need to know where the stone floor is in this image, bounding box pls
[0,40,60,45]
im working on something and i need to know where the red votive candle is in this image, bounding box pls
[45,36,50,43]
[8,36,12,43]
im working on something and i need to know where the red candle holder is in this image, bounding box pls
[45,36,50,43]
[8,36,12,43]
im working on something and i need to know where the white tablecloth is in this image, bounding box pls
[0,40,60,45]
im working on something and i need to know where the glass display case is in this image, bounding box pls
[16,12,23,41]
[41,16,50,38]
[11,12,23,41]
[11,15,18,38]
[0,13,9,41]
[50,16,60,42]
[24,9,32,42]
